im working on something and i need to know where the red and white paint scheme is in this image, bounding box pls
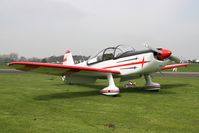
[9,44,188,96]
[63,50,74,65]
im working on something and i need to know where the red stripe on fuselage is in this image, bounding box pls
[103,57,150,69]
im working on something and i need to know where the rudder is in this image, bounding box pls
[63,50,74,65]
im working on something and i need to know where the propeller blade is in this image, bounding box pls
[144,43,162,54]
[168,55,181,63]
[159,71,165,76]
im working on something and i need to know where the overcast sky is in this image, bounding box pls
[0,0,198,59]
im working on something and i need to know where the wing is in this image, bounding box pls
[161,63,189,70]
[8,62,120,77]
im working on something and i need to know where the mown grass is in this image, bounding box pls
[0,73,198,133]
[0,63,9,69]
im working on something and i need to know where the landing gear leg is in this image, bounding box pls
[144,74,160,91]
[100,73,120,96]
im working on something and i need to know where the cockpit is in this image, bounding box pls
[87,45,135,65]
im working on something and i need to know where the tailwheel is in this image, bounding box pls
[123,81,136,89]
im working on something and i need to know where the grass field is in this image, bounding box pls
[0,73,198,133]
[0,63,9,69]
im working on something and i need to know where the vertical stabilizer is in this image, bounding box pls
[63,50,74,65]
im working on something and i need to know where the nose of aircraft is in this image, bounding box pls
[158,49,172,60]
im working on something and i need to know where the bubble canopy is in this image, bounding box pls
[87,45,135,65]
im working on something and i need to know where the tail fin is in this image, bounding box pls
[63,50,74,65]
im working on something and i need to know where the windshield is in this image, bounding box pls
[114,45,135,57]
[87,45,135,65]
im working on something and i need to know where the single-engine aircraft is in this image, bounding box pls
[9,44,188,96]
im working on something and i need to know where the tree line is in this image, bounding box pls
[0,53,90,64]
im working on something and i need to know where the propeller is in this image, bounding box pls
[159,71,165,76]
[144,43,162,54]
[168,56,181,63]
[144,43,181,63]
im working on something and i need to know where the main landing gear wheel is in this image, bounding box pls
[100,73,120,96]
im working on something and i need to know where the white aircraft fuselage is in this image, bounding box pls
[9,45,188,96]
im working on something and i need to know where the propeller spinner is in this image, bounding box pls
[157,49,172,60]
[144,43,181,63]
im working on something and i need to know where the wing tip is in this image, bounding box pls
[7,62,13,66]
[8,62,19,66]
[162,63,190,70]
